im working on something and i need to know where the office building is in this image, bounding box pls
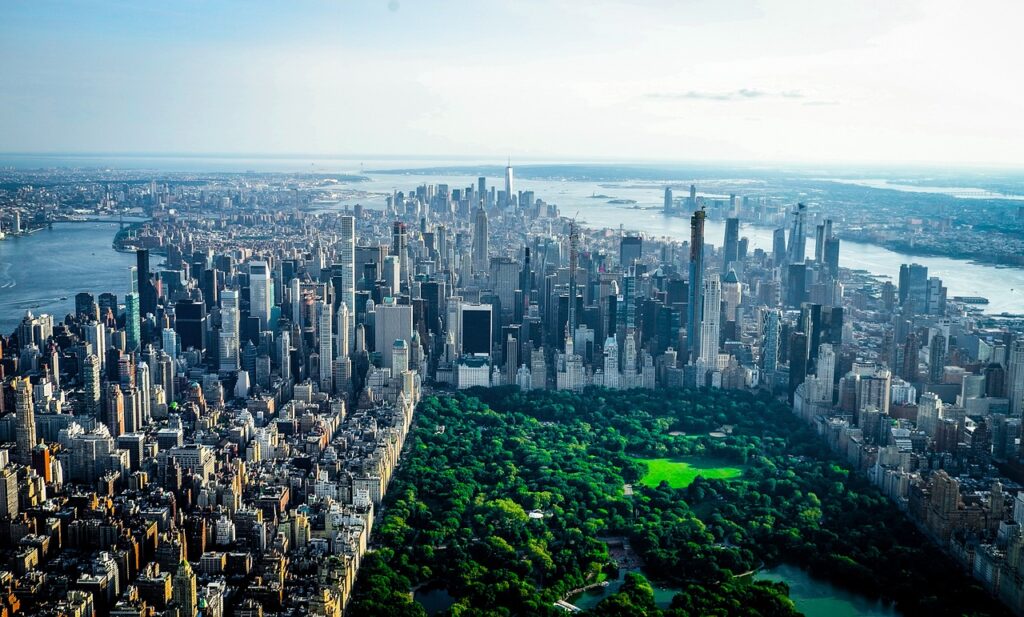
[460,303,493,357]
[786,203,807,264]
[137,249,158,317]
[174,299,207,355]
[15,377,36,465]
[374,298,413,370]
[723,218,739,269]
[219,289,240,372]
[472,207,488,273]
[125,291,141,352]
[249,261,272,331]
[620,236,642,270]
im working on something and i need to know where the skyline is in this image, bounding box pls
[3,1,1024,167]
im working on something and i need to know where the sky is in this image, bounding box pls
[2,0,1023,167]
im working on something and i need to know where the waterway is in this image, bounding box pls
[0,222,137,333]
[757,564,901,617]
[562,564,901,615]
[567,569,682,610]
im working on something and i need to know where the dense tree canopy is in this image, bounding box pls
[348,386,1008,616]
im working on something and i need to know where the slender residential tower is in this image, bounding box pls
[568,223,580,338]
[687,208,706,363]
[699,274,722,368]
[318,299,333,394]
[340,215,356,351]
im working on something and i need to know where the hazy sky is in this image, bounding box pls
[2,0,1023,166]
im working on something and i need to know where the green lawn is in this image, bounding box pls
[634,456,744,489]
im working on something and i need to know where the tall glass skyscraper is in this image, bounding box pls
[249,261,272,331]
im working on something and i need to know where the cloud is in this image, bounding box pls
[646,88,807,102]
[802,100,840,106]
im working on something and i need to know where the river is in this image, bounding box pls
[0,222,137,333]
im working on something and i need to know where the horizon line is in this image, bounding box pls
[2,150,1023,173]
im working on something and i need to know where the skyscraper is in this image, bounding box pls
[772,228,787,267]
[289,277,302,327]
[174,299,207,355]
[687,208,706,363]
[568,223,580,337]
[83,354,102,416]
[472,207,489,273]
[125,291,141,352]
[15,377,36,464]
[663,186,673,212]
[620,236,642,270]
[84,321,107,370]
[824,236,841,278]
[173,560,198,617]
[219,289,240,372]
[786,262,807,308]
[391,221,408,292]
[335,301,349,361]
[1007,339,1024,416]
[249,261,272,331]
[928,331,947,383]
[901,332,921,382]
[761,308,781,372]
[812,224,824,265]
[162,327,179,362]
[278,329,292,383]
[504,160,514,205]
[340,215,356,352]
[786,203,807,264]
[459,303,493,356]
[374,298,413,370]
[76,292,99,321]
[699,274,722,368]
[722,217,739,269]
[898,263,929,315]
[490,256,519,317]
[137,249,158,317]
[106,383,125,437]
[382,255,401,295]
[816,343,836,404]
[318,299,333,393]
[137,361,152,427]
